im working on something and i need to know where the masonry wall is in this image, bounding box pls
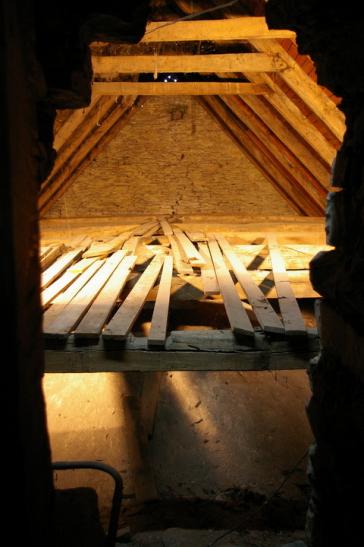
[45,96,295,218]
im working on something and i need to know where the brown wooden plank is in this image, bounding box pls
[216,234,284,334]
[93,82,273,96]
[44,251,125,338]
[267,235,306,335]
[74,254,137,338]
[173,228,206,266]
[41,248,84,289]
[41,257,96,308]
[208,237,254,338]
[142,18,295,42]
[198,243,219,296]
[131,220,159,236]
[92,53,287,75]
[103,255,164,340]
[250,39,345,140]
[148,256,173,347]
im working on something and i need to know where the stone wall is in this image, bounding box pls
[45,96,295,218]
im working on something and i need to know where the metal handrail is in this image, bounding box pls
[52,460,123,547]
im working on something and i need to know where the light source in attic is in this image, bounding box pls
[163,74,178,83]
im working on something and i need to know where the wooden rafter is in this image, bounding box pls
[92,53,288,74]
[142,17,295,42]
[39,96,143,216]
[246,73,338,167]
[220,95,327,208]
[250,39,346,141]
[53,96,99,151]
[200,96,324,216]
[92,82,272,96]
[240,94,331,186]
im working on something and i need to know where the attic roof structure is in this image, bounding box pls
[40,2,345,372]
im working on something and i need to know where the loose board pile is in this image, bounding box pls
[41,219,317,346]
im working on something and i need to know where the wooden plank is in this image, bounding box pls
[92,53,287,75]
[103,255,165,340]
[216,234,284,334]
[248,72,337,167]
[122,395,158,502]
[250,39,345,141]
[200,96,323,215]
[148,256,173,347]
[173,228,206,266]
[41,248,83,289]
[131,220,158,236]
[220,95,327,209]
[123,236,140,255]
[241,94,331,187]
[208,238,254,338]
[41,257,96,308]
[267,235,306,335]
[44,251,125,338]
[53,96,99,151]
[233,244,332,270]
[142,222,160,239]
[44,334,320,373]
[198,243,219,296]
[186,231,207,242]
[159,218,174,236]
[168,235,194,275]
[43,260,105,330]
[142,18,295,42]
[40,244,64,271]
[74,255,137,338]
[83,233,130,258]
[93,82,273,96]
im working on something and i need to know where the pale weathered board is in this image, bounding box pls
[173,228,206,266]
[208,238,254,338]
[40,244,64,271]
[43,260,105,330]
[41,248,84,289]
[186,231,207,242]
[159,218,174,236]
[41,257,96,308]
[148,255,174,347]
[198,242,219,295]
[74,254,137,338]
[216,234,284,334]
[103,255,165,340]
[123,236,140,255]
[168,235,194,275]
[44,251,126,338]
[267,235,306,335]
[83,233,129,258]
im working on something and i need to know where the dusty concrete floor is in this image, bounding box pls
[44,370,312,532]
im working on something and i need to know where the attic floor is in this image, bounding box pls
[40,216,325,373]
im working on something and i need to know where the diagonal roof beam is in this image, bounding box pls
[246,72,338,167]
[220,94,327,211]
[200,96,324,216]
[142,17,295,42]
[39,96,143,217]
[249,39,346,141]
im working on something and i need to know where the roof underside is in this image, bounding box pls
[40,1,344,217]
